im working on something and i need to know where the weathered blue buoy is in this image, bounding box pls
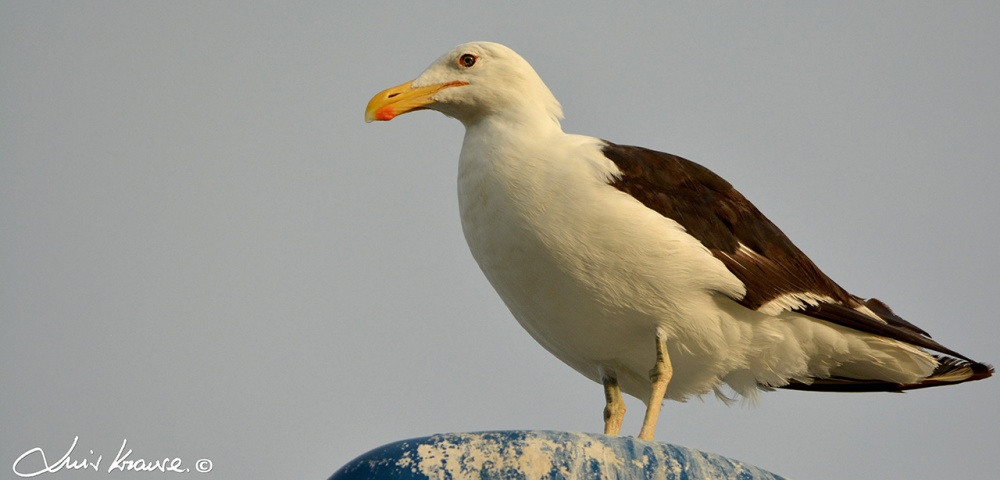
[330,431,785,480]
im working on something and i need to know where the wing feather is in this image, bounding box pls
[601,142,992,386]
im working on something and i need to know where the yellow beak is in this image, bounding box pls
[365,80,468,123]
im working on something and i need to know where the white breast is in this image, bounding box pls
[455,119,750,401]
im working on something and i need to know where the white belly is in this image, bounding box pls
[456,134,748,402]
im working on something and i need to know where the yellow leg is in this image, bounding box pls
[602,373,626,435]
[637,334,672,441]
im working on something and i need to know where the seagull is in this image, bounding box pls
[364,41,992,441]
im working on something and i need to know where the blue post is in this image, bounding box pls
[330,431,785,479]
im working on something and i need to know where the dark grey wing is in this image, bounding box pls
[602,141,856,310]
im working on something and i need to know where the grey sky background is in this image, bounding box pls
[2,2,998,479]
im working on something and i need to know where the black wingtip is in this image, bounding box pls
[778,355,993,393]
[934,356,994,383]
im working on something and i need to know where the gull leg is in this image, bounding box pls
[637,334,672,441]
[602,372,626,435]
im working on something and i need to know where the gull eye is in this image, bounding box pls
[458,53,477,68]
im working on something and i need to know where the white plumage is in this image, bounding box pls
[365,41,991,440]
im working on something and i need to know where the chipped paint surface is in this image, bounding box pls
[330,431,786,480]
